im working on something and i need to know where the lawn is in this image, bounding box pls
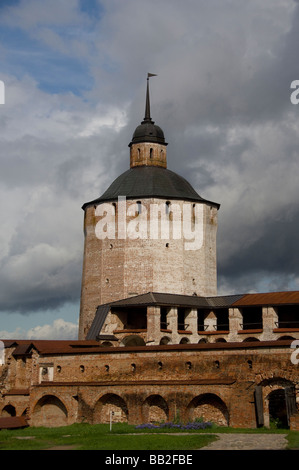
[0,423,217,450]
[0,422,298,450]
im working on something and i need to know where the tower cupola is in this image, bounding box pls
[129,74,167,168]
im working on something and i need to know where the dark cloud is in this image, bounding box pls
[0,0,299,322]
[218,204,299,289]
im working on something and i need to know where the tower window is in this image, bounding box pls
[165,201,170,215]
[150,148,153,159]
[137,201,142,214]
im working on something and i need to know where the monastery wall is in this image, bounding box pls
[1,341,298,429]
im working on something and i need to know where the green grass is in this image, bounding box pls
[0,423,298,450]
[0,423,217,450]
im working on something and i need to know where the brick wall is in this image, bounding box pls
[79,198,218,339]
[1,342,294,429]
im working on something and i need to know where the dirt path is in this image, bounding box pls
[200,433,288,450]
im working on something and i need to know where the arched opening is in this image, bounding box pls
[142,395,169,423]
[278,336,295,341]
[187,393,229,426]
[121,335,146,347]
[160,336,171,345]
[32,395,68,427]
[1,404,16,417]
[243,337,260,342]
[180,337,190,344]
[94,393,128,424]
[268,389,289,428]
[258,378,297,429]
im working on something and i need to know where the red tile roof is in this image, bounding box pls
[232,291,299,306]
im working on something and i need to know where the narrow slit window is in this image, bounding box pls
[166,201,170,215]
[137,201,142,214]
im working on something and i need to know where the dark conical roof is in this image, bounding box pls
[82,166,219,209]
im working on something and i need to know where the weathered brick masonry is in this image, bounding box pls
[1,339,298,429]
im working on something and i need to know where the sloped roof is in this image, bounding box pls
[86,305,115,341]
[2,339,104,355]
[0,416,28,429]
[232,291,299,306]
[109,292,244,309]
[82,166,220,210]
[1,337,294,357]
[85,292,244,340]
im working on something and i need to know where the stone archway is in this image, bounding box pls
[32,395,68,427]
[160,336,171,345]
[278,336,295,340]
[121,335,146,347]
[268,389,289,428]
[1,404,16,417]
[180,337,190,344]
[257,377,297,429]
[187,393,229,426]
[142,395,169,423]
[93,393,128,424]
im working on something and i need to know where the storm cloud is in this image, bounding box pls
[0,0,298,338]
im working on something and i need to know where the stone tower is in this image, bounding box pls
[78,76,220,339]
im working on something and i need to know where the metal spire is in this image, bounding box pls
[143,73,157,123]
